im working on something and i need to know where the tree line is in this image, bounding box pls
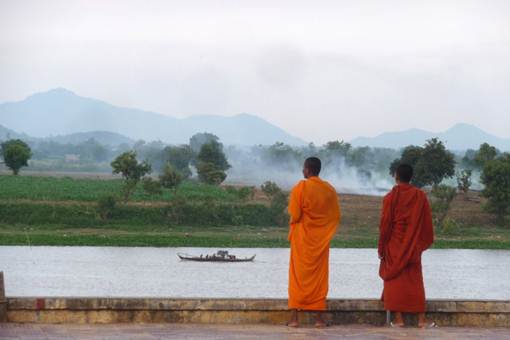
[1,134,509,224]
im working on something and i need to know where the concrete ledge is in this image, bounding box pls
[6,298,510,327]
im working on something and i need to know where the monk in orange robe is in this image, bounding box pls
[287,157,341,328]
[378,164,435,328]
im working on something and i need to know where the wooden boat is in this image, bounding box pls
[177,250,256,262]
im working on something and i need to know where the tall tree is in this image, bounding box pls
[196,140,230,185]
[163,145,193,178]
[0,139,32,175]
[390,139,455,188]
[111,151,152,202]
[189,132,220,154]
[481,154,510,223]
[474,143,498,169]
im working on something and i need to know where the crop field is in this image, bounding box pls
[0,174,508,248]
[0,175,243,202]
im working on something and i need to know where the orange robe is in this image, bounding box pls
[378,183,434,313]
[288,176,341,311]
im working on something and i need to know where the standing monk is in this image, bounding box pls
[378,164,435,328]
[287,157,341,328]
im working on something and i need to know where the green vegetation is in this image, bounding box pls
[456,169,472,197]
[481,154,510,223]
[1,223,509,249]
[159,163,184,192]
[111,151,152,202]
[0,175,509,249]
[0,176,240,202]
[196,140,230,185]
[390,138,456,188]
[0,139,32,175]
[430,184,457,228]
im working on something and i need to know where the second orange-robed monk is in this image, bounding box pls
[287,157,341,328]
[378,163,435,328]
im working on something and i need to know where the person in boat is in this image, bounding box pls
[287,157,341,328]
[378,163,435,328]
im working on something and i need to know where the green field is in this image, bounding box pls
[0,174,509,249]
[0,175,242,202]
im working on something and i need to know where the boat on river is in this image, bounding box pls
[177,250,256,262]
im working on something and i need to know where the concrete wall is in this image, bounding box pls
[6,298,510,327]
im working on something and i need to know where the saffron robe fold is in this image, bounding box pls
[378,183,434,313]
[288,176,341,311]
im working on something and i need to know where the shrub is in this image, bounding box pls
[197,162,227,185]
[431,184,457,228]
[237,186,255,201]
[456,169,472,198]
[142,177,163,198]
[269,191,290,227]
[159,163,183,192]
[97,195,117,220]
[261,181,282,198]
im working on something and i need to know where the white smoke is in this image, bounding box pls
[225,148,393,196]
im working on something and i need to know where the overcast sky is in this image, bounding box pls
[1,0,509,143]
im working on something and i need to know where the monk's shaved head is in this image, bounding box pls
[396,164,413,183]
[304,157,321,177]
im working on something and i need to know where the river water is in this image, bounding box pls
[1,246,509,300]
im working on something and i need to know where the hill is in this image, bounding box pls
[0,88,305,146]
[351,123,510,151]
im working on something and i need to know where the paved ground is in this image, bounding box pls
[1,324,510,339]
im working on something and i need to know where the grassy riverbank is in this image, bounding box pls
[2,224,510,249]
[0,175,508,249]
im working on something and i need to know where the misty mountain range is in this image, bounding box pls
[0,88,304,146]
[0,88,509,151]
[351,123,510,151]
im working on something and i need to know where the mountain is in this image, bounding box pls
[0,88,305,146]
[0,124,32,141]
[351,123,510,151]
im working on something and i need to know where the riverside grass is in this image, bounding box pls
[0,174,509,249]
[2,224,510,249]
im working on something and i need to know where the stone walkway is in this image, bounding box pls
[1,324,510,339]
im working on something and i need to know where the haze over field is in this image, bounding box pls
[1,0,510,144]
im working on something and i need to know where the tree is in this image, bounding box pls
[261,181,282,198]
[111,151,152,202]
[456,169,472,198]
[189,132,220,154]
[481,155,510,223]
[162,145,193,178]
[461,149,477,169]
[0,139,32,175]
[324,140,351,156]
[419,138,456,186]
[196,141,231,185]
[77,138,108,162]
[197,162,227,185]
[197,141,230,171]
[390,139,455,188]
[159,163,183,192]
[474,143,498,169]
